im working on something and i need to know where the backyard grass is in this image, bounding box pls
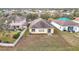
[0,31,20,43]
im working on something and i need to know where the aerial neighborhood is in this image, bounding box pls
[0,8,79,50]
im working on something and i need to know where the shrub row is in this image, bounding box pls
[13,32,20,39]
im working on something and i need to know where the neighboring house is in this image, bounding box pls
[29,18,54,34]
[9,16,27,30]
[57,17,72,21]
[51,20,79,32]
[73,17,79,23]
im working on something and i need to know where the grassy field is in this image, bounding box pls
[55,29,79,47]
[0,28,79,50]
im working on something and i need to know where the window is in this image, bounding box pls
[48,29,51,33]
[32,29,35,32]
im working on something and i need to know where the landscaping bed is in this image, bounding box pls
[0,31,20,43]
[0,28,27,47]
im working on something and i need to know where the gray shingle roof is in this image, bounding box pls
[29,18,54,28]
[8,15,26,21]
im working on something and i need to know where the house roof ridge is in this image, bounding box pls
[29,18,53,28]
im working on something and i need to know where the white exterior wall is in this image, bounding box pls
[72,20,79,32]
[73,20,79,23]
[29,28,54,34]
[64,26,68,30]
[51,21,79,32]
[64,26,79,32]
[73,26,79,32]
[51,22,64,31]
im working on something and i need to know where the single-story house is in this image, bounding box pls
[51,20,79,32]
[73,17,79,23]
[9,15,27,30]
[29,18,54,34]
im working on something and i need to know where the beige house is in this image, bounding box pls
[29,18,54,34]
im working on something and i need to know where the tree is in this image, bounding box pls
[0,10,4,17]
[26,13,38,21]
[52,11,61,19]
[0,16,9,32]
[72,9,79,17]
[40,12,52,20]
[74,12,79,17]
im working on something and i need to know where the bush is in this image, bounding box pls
[3,41,10,43]
[1,37,10,43]
[13,32,20,39]
[18,29,23,31]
